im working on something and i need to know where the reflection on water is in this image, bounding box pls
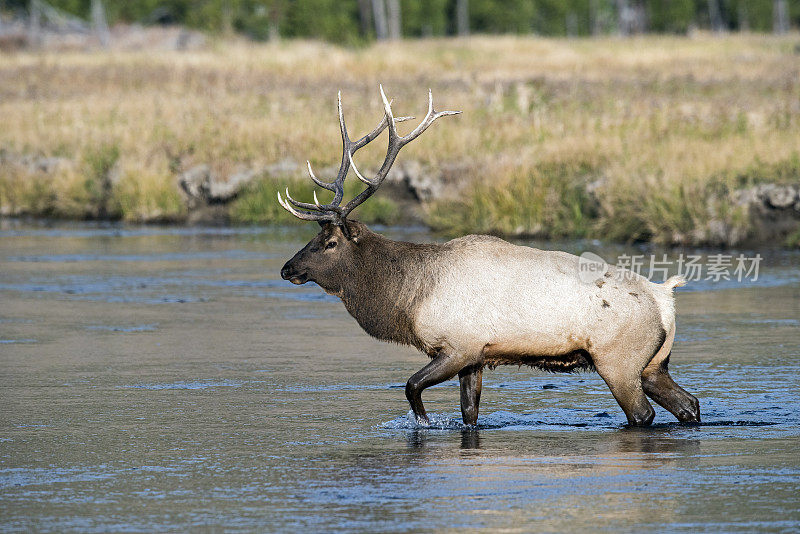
[0,221,798,532]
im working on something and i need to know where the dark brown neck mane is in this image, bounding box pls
[335,228,443,352]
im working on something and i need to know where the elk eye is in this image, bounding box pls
[325,241,337,250]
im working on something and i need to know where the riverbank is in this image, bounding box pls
[1,34,798,246]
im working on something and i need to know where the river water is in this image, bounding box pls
[1,222,798,532]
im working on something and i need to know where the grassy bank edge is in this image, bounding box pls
[2,153,798,248]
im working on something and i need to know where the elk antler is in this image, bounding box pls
[277,86,460,228]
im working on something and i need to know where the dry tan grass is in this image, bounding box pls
[0,34,798,243]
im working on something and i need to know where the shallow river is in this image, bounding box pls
[1,222,798,532]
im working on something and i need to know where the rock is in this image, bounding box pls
[178,165,212,207]
[730,183,800,246]
[178,165,262,207]
[0,150,71,175]
[382,159,471,203]
[207,169,259,203]
[732,186,759,207]
[264,158,300,176]
[706,219,732,245]
[26,156,68,174]
[384,160,441,202]
[760,184,798,209]
[734,183,800,214]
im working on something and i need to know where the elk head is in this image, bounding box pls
[279,86,459,292]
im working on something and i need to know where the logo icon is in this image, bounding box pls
[577,251,608,284]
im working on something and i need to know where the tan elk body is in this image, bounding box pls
[279,88,700,427]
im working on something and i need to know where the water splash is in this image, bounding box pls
[380,410,786,432]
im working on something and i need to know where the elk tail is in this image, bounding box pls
[663,275,687,290]
[652,275,686,336]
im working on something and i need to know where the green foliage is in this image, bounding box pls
[470,0,536,33]
[647,0,695,33]
[426,161,598,238]
[785,227,800,248]
[82,143,120,217]
[21,0,800,42]
[401,0,449,37]
[112,170,186,222]
[723,0,775,32]
[729,152,800,187]
[593,172,757,246]
[283,0,362,43]
[49,143,121,219]
[0,167,57,217]
[426,153,800,247]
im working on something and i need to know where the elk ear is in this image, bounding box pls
[341,220,362,242]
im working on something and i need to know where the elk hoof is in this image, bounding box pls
[676,397,701,423]
[627,406,655,427]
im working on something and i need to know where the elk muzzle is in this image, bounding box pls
[281,261,308,285]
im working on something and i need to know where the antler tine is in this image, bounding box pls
[348,149,376,187]
[346,85,401,189]
[284,188,324,212]
[286,90,413,219]
[300,91,352,200]
[306,160,334,191]
[277,191,333,222]
[337,90,347,143]
[279,87,458,224]
[328,91,352,206]
[352,106,415,152]
[400,88,462,147]
[340,86,460,218]
[340,95,413,201]
[379,84,398,140]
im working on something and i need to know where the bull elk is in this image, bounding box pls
[279,87,700,427]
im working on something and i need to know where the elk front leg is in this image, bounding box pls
[459,365,483,426]
[406,350,467,426]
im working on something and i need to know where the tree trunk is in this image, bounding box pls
[456,0,469,37]
[386,0,403,41]
[387,0,400,40]
[28,0,41,48]
[590,0,601,36]
[773,0,789,34]
[357,0,372,37]
[566,12,577,37]
[632,2,646,33]
[615,0,631,36]
[371,0,387,40]
[221,1,233,36]
[267,2,283,42]
[738,2,749,32]
[707,0,724,33]
[91,0,110,48]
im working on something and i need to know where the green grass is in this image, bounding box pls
[426,161,597,238]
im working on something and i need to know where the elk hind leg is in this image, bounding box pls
[595,357,655,427]
[641,325,700,422]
